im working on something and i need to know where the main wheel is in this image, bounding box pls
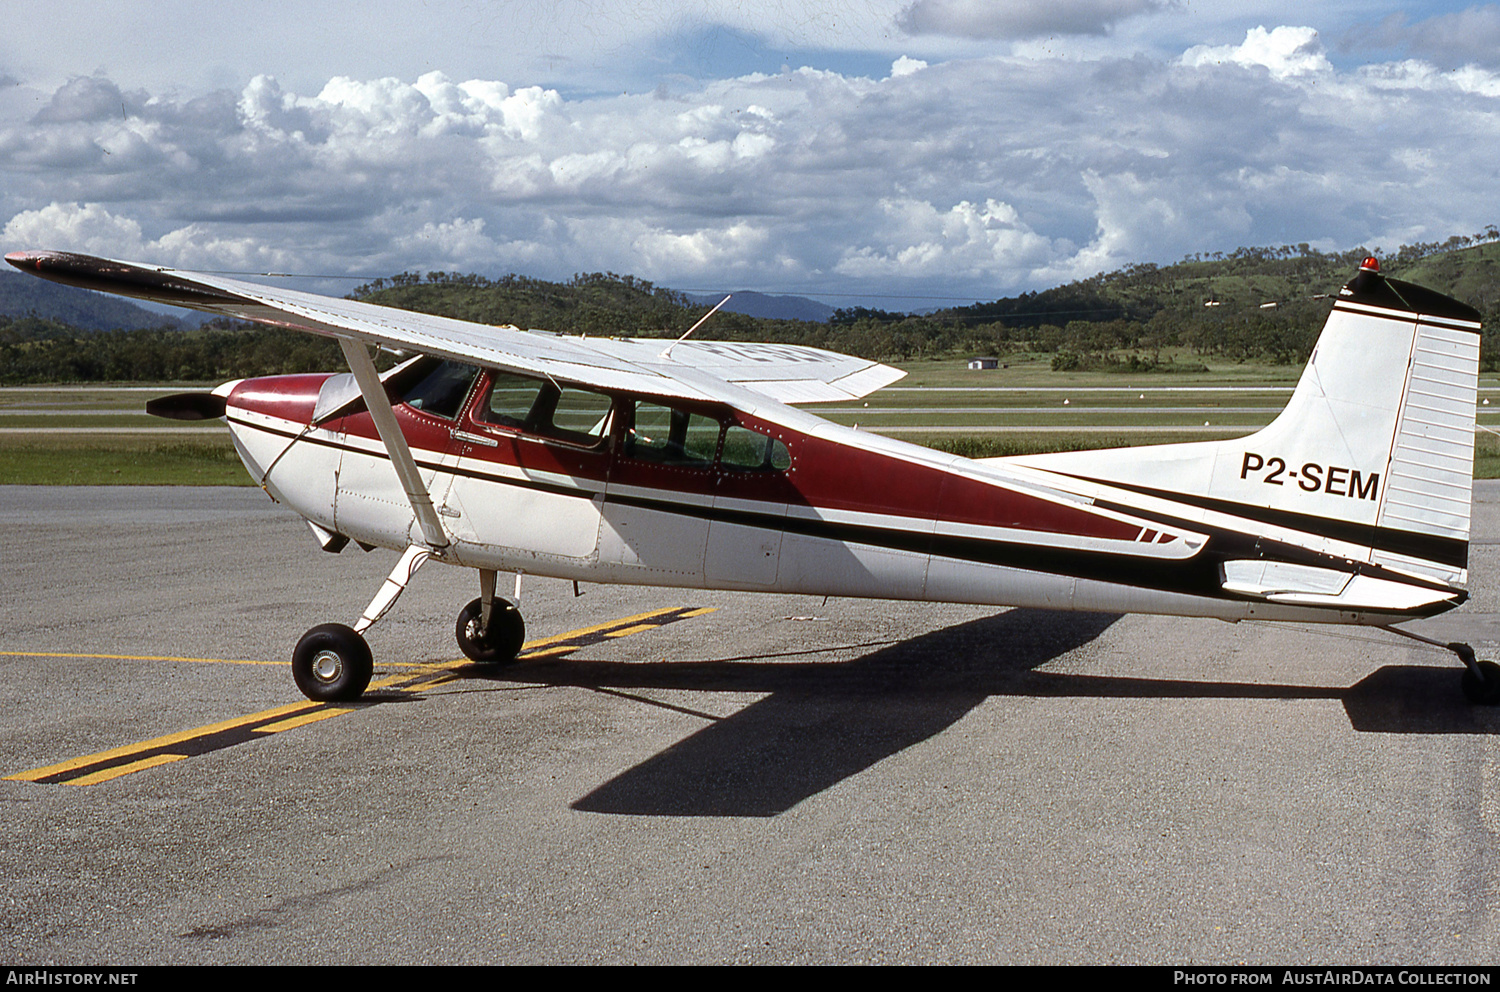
[1461,659,1500,706]
[455,598,525,663]
[292,623,373,701]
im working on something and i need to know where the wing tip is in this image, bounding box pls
[6,248,130,278]
[3,249,240,307]
[5,249,48,271]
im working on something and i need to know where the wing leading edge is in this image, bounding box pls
[4,250,904,405]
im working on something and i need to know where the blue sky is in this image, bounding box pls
[3,1,1499,309]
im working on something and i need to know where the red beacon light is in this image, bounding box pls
[1360,256,1380,272]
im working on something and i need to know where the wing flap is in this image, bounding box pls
[5,250,902,404]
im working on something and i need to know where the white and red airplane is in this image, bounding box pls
[8,249,1498,705]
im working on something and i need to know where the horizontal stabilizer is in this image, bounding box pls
[1221,559,1456,612]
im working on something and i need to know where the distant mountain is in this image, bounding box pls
[682,290,835,322]
[0,268,192,331]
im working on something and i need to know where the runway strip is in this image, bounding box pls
[4,604,714,787]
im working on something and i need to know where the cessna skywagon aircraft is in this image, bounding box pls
[9,249,1498,705]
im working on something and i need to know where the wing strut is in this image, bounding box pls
[336,336,449,551]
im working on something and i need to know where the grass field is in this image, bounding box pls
[0,432,249,485]
[4,363,1500,483]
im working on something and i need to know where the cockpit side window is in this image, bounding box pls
[475,371,613,447]
[484,372,547,429]
[551,385,614,443]
[398,359,480,420]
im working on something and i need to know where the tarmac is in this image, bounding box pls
[2,484,1498,964]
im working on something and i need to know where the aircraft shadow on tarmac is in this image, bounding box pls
[443,609,1498,817]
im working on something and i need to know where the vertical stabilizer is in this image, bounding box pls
[1001,259,1482,586]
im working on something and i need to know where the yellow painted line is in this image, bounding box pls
[406,673,461,690]
[518,607,681,652]
[4,699,322,782]
[66,754,187,786]
[6,605,715,786]
[0,650,280,666]
[364,658,468,693]
[605,623,658,638]
[513,644,577,661]
[0,606,700,671]
[255,708,354,733]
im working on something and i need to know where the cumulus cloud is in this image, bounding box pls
[837,198,1061,281]
[32,76,136,124]
[575,217,773,276]
[1181,26,1331,78]
[4,32,1500,303]
[898,0,1178,39]
[889,56,928,78]
[3,202,147,255]
[2,201,303,272]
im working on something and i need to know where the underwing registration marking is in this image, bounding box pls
[1240,452,1379,500]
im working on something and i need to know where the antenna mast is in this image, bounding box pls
[660,295,731,360]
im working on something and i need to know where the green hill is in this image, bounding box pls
[5,232,1499,384]
[921,235,1500,369]
[0,269,188,332]
[1389,240,1500,314]
[349,271,694,337]
[947,235,1500,329]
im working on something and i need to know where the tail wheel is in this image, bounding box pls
[292,623,373,701]
[456,598,525,664]
[1460,660,1500,706]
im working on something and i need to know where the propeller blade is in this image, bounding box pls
[145,392,227,421]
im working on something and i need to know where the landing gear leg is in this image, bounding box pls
[291,544,435,702]
[455,569,525,663]
[1383,626,1500,706]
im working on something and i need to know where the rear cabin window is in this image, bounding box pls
[625,402,720,467]
[476,372,612,446]
[720,425,792,472]
[399,359,480,420]
[624,403,791,473]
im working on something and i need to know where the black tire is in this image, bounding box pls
[292,623,373,701]
[455,598,525,663]
[1460,659,1500,706]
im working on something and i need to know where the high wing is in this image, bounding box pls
[3,250,903,405]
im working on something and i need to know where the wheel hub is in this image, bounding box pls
[311,649,343,684]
